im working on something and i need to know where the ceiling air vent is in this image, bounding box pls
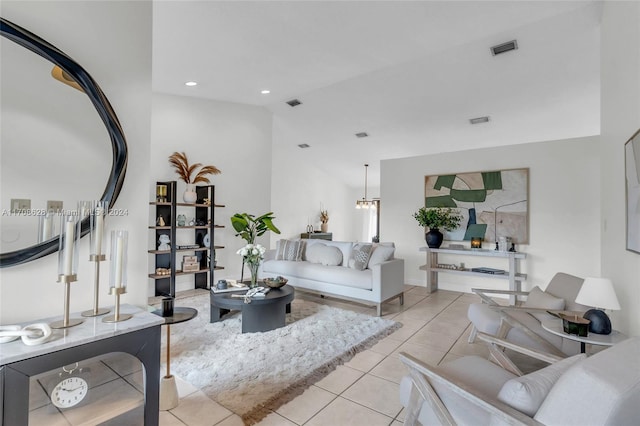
[286,99,302,107]
[491,40,518,56]
[469,116,490,125]
[355,132,369,138]
[297,143,310,149]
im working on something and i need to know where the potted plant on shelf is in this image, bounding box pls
[413,207,462,248]
[168,151,221,203]
[320,209,329,233]
[231,212,281,286]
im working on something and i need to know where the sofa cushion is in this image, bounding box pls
[262,260,373,290]
[524,286,565,322]
[497,353,586,416]
[275,239,304,261]
[367,245,395,268]
[534,337,640,425]
[348,243,373,270]
[305,240,353,264]
[305,243,342,266]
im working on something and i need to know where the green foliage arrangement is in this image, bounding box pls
[230,212,281,245]
[413,207,462,231]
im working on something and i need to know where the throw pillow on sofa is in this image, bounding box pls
[367,245,395,268]
[524,286,565,322]
[306,243,343,266]
[348,243,373,270]
[275,239,304,261]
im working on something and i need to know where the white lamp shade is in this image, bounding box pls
[575,277,621,310]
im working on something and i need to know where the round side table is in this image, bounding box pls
[151,306,197,410]
[541,319,627,354]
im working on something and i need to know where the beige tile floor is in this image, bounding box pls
[159,286,494,426]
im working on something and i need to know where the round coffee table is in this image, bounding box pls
[541,319,627,354]
[209,285,295,333]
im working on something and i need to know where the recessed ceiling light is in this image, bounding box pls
[469,116,490,124]
[261,89,271,95]
[185,81,198,87]
[355,132,369,138]
[298,143,310,149]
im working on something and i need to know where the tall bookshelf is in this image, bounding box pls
[149,181,224,296]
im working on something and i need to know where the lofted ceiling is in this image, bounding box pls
[153,1,601,188]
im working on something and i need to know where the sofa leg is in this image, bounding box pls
[399,292,404,306]
[376,304,382,316]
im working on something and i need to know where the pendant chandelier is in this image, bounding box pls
[355,164,376,209]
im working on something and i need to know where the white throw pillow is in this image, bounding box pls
[275,239,304,261]
[348,243,373,270]
[367,245,395,268]
[497,353,586,416]
[305,243,343,266]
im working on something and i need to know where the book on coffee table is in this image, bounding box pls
[212,285,249,293]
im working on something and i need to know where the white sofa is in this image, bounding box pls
[399,335,640,425]
[261,239,404,316]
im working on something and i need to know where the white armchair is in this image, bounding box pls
[467,272,590,357]
[399,335,640,425]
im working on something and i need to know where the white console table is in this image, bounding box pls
[419,247,527,303]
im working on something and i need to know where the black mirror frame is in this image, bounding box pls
[0,18,128,267]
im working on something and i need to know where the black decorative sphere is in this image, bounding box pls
[425,229,444,248]
[583,309,612,335]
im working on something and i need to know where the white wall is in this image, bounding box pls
[600,2,640,336]
[0,1,152,323]
[382,136,601,294]
[270,116,360,243]
[151,94,273,292]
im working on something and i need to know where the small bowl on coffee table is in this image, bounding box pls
[263,276,288,289]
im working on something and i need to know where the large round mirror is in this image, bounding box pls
[0,18,128,267]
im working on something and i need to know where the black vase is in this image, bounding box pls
[425,229,444,248]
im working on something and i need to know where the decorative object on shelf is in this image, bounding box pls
[509,242,517,252]
[157,215,166,226]
[498,236,512,252]
[470,237,482,249]
[104,230,132,323]
[168,151,221,202]
[320,208,329,233]
[424,168,529,243]
[203,198,211,206]
[177,214,186,226]
[182,255,199,272]
[156,184,168,202]
[0,322,52,346]
[188,218,195,226]
[559,313,590,337]
[51,210,83,329]
[203,233,211,248]
[231,212,281,282]
[413,207,462,248]
[50,363,89,408]
[237,243,266,288]
[625,128,640,254]
[575,277,621,335]
[264,276,289,288]
[82,200,110,318]
[156,267,170,276]
[355,164,377,209]
[158,234,171,251]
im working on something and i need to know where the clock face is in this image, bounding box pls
[51,376,88,408]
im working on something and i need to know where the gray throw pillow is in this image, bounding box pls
[275,239,304,261]
[348,243,373,270]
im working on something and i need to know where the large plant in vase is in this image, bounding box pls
[168,152,221,203]
[231,212,281,287]
[413,207,462,248]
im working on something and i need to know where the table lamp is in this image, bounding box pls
[575,277,621,335]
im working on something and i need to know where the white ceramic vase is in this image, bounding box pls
[183,183,197,203]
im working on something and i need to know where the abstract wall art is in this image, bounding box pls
[626,129,640,254]
[424,168,529,243]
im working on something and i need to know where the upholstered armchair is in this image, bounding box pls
[467,272,590,357]
[399,335,640,425]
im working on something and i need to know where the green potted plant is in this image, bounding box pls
[231,212,281,285]
[413,207,462,248]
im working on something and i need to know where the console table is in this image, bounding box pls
[0,305,163,425]
[300,232,332,240]
[420,247,526,303]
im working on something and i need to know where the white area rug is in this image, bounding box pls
[167,293,401,424]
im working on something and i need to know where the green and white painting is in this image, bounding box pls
[425,168,529,243]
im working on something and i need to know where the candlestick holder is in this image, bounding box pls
[82,201,110,317]
[51,212,83,329]
[103,230,131,323]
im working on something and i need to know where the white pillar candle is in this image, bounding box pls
[114,234,124,287]
[63,217,75,276]
[41,213,53,241]
[94,206,104,255]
